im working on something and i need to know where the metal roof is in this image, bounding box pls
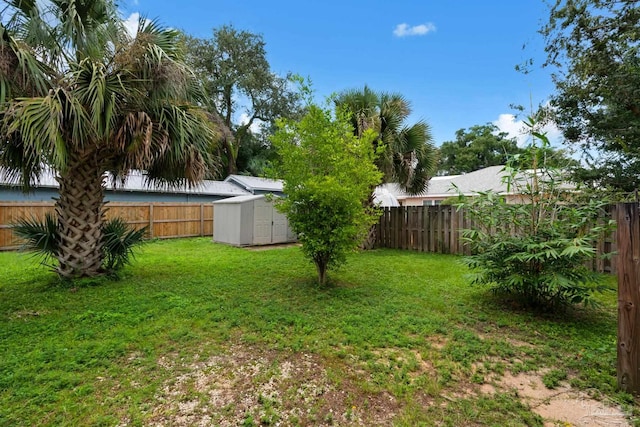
[426,165,510,197]
[224,174,284,193]
[212,194,270,204]
[378,165,574,200]
[0,169,251,197]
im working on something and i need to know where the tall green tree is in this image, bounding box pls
[335,86,436,248]
[437,123,577,175]
[541,0,640,191]
[184,25,303,176]
[336,86,436,195]
[437,124,523,175]
[0,1,218,278]
[271,103,382,285]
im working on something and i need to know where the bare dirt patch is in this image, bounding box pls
[146,344,399,426]
[139,343,631,426]
[426,335,448,350]
[8,309,48,320]
[492,371,630,426]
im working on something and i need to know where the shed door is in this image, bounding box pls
[272,209,288,244]
[253,198,272,245]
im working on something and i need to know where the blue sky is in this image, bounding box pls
[120,0,559,147]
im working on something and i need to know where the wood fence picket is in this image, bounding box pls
[374,205,616,274]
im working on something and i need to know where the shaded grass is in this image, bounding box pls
[0,238,630,426]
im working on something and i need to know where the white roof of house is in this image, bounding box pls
[224,174,284,193]
[378,165,573,200]
[426,165,511,197]
[0,170,59,188]
[108,172,249,197]
[0,169,251,197]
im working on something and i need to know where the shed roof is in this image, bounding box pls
[224,174,283,193]
[212,194,269,204]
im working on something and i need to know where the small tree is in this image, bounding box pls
[457,116,615,311]
[270,103,382,285]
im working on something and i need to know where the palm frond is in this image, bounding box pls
[144,104,219,186]
[52,0,120,61]
[336,86,436,195]
[72,58,126,139]
[0,131,47,191]
[101,217,147,271]
[11,212,59,264]
[137,17,181,60]
[0,25,51,103]
[109,111,158,174]
[5,87,94,169]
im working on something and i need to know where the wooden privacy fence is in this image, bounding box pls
[375,205,617,274]
[616,202,639,393]
[0,202,213,251]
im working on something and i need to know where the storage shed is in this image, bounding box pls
[212,194,296,246]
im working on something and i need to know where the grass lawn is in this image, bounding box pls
[0,238,634,426]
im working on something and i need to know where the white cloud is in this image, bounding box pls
[123,12,139,37]
[493,113,563,147]
[393,22,436,38]
[239,113,263,134]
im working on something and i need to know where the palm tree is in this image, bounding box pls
[336,86,436,247]
[0,0,219,278]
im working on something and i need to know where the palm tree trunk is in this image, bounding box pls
[361,224,378,250]
[55,151,106,278]
[360,192,378,250]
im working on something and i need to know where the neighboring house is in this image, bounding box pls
[0,170,282,203]
[379,165,570,206]
[223,174,285,196]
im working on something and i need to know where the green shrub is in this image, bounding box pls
[12,215,147,275]
[457,116,615,311]
[270,102,382,285]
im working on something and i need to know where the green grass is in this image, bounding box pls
[0,238,632,426]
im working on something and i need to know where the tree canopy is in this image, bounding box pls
[335,86,437,195]
[184,25,303,176]
[437,124,523,175]
[437,123,577,175]
[541,0,640,191]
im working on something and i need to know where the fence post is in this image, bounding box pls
[200,203,205,237]
[149,204,154,238]
[617,202,640,394]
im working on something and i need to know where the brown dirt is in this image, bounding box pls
[139,344,631,426]
[488,371,630,426]
[145,344,400,426]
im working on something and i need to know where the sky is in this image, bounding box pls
[119,0,560,147]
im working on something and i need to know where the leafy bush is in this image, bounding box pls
[457,116,615,311]
[12,215,147,275]
[270,102,382,285]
